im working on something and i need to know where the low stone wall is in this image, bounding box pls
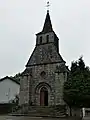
[0,103,14,114]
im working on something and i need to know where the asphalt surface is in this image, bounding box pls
[0,116,80,120]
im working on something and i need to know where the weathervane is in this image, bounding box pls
[46,1,50,12]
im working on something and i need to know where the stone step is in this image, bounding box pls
[28,106,67,117]
[13,105,67,117]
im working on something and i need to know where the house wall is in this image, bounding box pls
[0,78,20,103]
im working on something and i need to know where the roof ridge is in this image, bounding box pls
[0,76,20,85]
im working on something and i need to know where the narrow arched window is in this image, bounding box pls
[40,36,42,44]
[46,35,49,43]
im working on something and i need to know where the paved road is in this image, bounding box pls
[0,116,77,120]
[82,117,90,120]
[0,116,44,120]
[0,116,64,120]
[0,115,82,120]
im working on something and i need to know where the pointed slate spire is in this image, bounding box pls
[36,11,53,35]
[42,11,53,33]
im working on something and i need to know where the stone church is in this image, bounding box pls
[19,10,68,115]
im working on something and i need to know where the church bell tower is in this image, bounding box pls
[36,11,59,53]
[19,6,68,117]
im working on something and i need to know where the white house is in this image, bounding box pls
[0,76,20,103]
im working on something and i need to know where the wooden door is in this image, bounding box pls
[40,87,48,106]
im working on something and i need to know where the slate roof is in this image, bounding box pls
[36,11,53,35]
[0,76,20,85]
[21,68,32,76]
[26,43,65,67]
[26,11,65,67]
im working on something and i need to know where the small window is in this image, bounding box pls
[46,35,49,43]
[40,71,46,78]
[40,36,42,44]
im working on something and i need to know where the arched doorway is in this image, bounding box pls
[40,87,48,106]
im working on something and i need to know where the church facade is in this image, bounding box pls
[19,11,68,107]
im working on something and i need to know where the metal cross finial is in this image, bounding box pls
[46,1,50,12]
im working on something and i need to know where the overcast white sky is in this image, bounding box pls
[0,0,90,78]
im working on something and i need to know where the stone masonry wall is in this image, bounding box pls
[19,75,30,105]
[26,62,67,106]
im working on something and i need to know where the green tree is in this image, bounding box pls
[12,72,22,83]
[64,57,90,115]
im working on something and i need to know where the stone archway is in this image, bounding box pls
[35,82,52,106]
[40,87,48,106]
